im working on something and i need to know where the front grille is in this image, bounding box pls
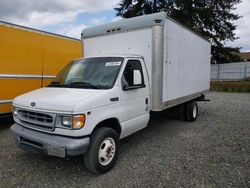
[20,110,53,123]
[18,110,55,131]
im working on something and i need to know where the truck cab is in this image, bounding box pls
[11,55,150,174]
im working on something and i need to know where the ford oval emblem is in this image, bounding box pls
[31,102,36,107]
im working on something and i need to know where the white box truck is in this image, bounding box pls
[10,12,211,174]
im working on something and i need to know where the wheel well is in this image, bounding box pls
[93,118,121,136]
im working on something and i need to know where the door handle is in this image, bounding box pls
[110,97,119,102]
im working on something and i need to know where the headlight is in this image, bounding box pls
[61,114,85,129]
[61,116,72,127]
[13,107,18,116]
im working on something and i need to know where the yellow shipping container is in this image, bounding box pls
[0,21,82,115]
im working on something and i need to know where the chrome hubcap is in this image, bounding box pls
[193,104,197,118]
[98,137,116,166]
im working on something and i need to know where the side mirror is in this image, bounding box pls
[133,70,142,85]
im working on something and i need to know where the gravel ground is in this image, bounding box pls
[0,92,249,188]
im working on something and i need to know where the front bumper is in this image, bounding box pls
[10,123,90,158]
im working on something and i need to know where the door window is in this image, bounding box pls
[121,60,145,89]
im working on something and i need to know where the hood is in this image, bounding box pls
[13,87,110,113]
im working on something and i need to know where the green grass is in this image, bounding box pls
[210,81,250,93]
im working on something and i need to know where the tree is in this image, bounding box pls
[115,0,242,63]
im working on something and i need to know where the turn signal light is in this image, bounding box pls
[72,114,85,129]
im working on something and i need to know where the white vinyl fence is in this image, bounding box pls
[211,62,250,81]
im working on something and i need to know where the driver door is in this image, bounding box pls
[119,58,150,138]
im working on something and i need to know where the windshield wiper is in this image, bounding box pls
[47,81,63,87]
[48,81,105,89]
[69,82,102,89]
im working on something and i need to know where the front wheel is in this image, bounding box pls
[84,127,119,174]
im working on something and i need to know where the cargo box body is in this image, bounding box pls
[82,12,210,111]
[0,21,82,114]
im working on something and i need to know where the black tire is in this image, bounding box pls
[84,127,119,174]
[177,103,187,121]
[186,101,198,122]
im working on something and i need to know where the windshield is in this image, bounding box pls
[48,57,124,89]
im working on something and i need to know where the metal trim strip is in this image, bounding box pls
[0,74,55,79]
[151,25,164,111]
[0,100,12,104]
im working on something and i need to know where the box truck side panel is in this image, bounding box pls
[43,36,64,76]
[62,40,82,67]
[0,25,43,114]
[83,28,153,82]
[42,37,81,86]
[163,19,210,103]
[0,26,28,74]
[0,79,43,114]
[26,31,44,75]
[0,22,81,115]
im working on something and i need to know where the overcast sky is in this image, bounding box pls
[0,0,249,52]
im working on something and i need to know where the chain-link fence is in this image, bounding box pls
[211,62,250,81]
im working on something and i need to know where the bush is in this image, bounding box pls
[245,77,250,82]
[210,81,250,92]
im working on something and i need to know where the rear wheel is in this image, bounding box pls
[177,103,187,121]
[84,127,119,174]
[186,101,198,122]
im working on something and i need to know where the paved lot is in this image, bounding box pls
[0,92,249,188]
